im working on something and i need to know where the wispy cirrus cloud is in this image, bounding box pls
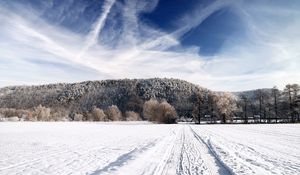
[78,0,116,59]
[0,0,299,91]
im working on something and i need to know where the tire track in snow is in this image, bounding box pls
[152,129,179,175]
[176,125,209,175]
[89,127,180,175]
[189,126,234,175]
[110,125,231,175]
[1,123,298,175]
[90,140,158,175]
[112,127,181,175]
[193,127,300,175]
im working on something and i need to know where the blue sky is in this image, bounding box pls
[0,0,299,91]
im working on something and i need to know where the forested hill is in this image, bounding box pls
[0,78,299,123]
[0,78,207,118]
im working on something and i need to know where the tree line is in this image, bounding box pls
[0,79,299,124]
[192,84,300,124]
[0,99,178,123]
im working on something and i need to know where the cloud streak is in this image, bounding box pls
[78,0,116,59]
[0,0,299,91]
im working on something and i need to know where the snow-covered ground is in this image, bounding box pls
[0,122,299,175]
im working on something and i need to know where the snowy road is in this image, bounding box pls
[0,123,299,175]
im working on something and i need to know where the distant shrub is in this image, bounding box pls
[105,105,123,121]
[0,108,14,118]
[157,101,178,124]
[25,111,35,121]
[51,109,70,121]
[143,99,159,121]
[0,108,34,121]
[34,105,51,121]
[92,107,107,121]
[125,111,141,121]
[74,113,83,121]
[143,99,177,124]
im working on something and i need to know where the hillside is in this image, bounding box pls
[0,78,298,123]
[0,78,207,118]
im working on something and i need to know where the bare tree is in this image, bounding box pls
[74,113,83,121]
[295,95,300,122]
[92,107,107,121]
[192,92,204,124]
[34,105,51,121]
[254,89,271,123]
[208,92,217,123]
[284,84,300,122]
[157,100,178,124]
[284,84,293,122]
[143,99,159,121]
[143,99,177,123]
[125,111,141,121]
[255,90,264,123]
[105,105,122,121]
[51,108,70,121]
[240,95,249,124]
[292,84,300,122]
[272,86,279,123]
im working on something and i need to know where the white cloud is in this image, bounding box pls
[0,0,299,91]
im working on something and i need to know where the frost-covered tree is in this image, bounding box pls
[51,108,70,121]
[34,105,51,121]
[143,99,177,123]
[143,99,159,121]
[216,92,237,123]
[157,100,178,124]
[208,92,218,123]
[92,107,107,121]
[105,105,122,121]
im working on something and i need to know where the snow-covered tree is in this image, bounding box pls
[216,92,237,123]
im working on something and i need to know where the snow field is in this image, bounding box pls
[0,122,299,175]
[191,124,300,175]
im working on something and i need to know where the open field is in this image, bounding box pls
[0,122,299,175]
